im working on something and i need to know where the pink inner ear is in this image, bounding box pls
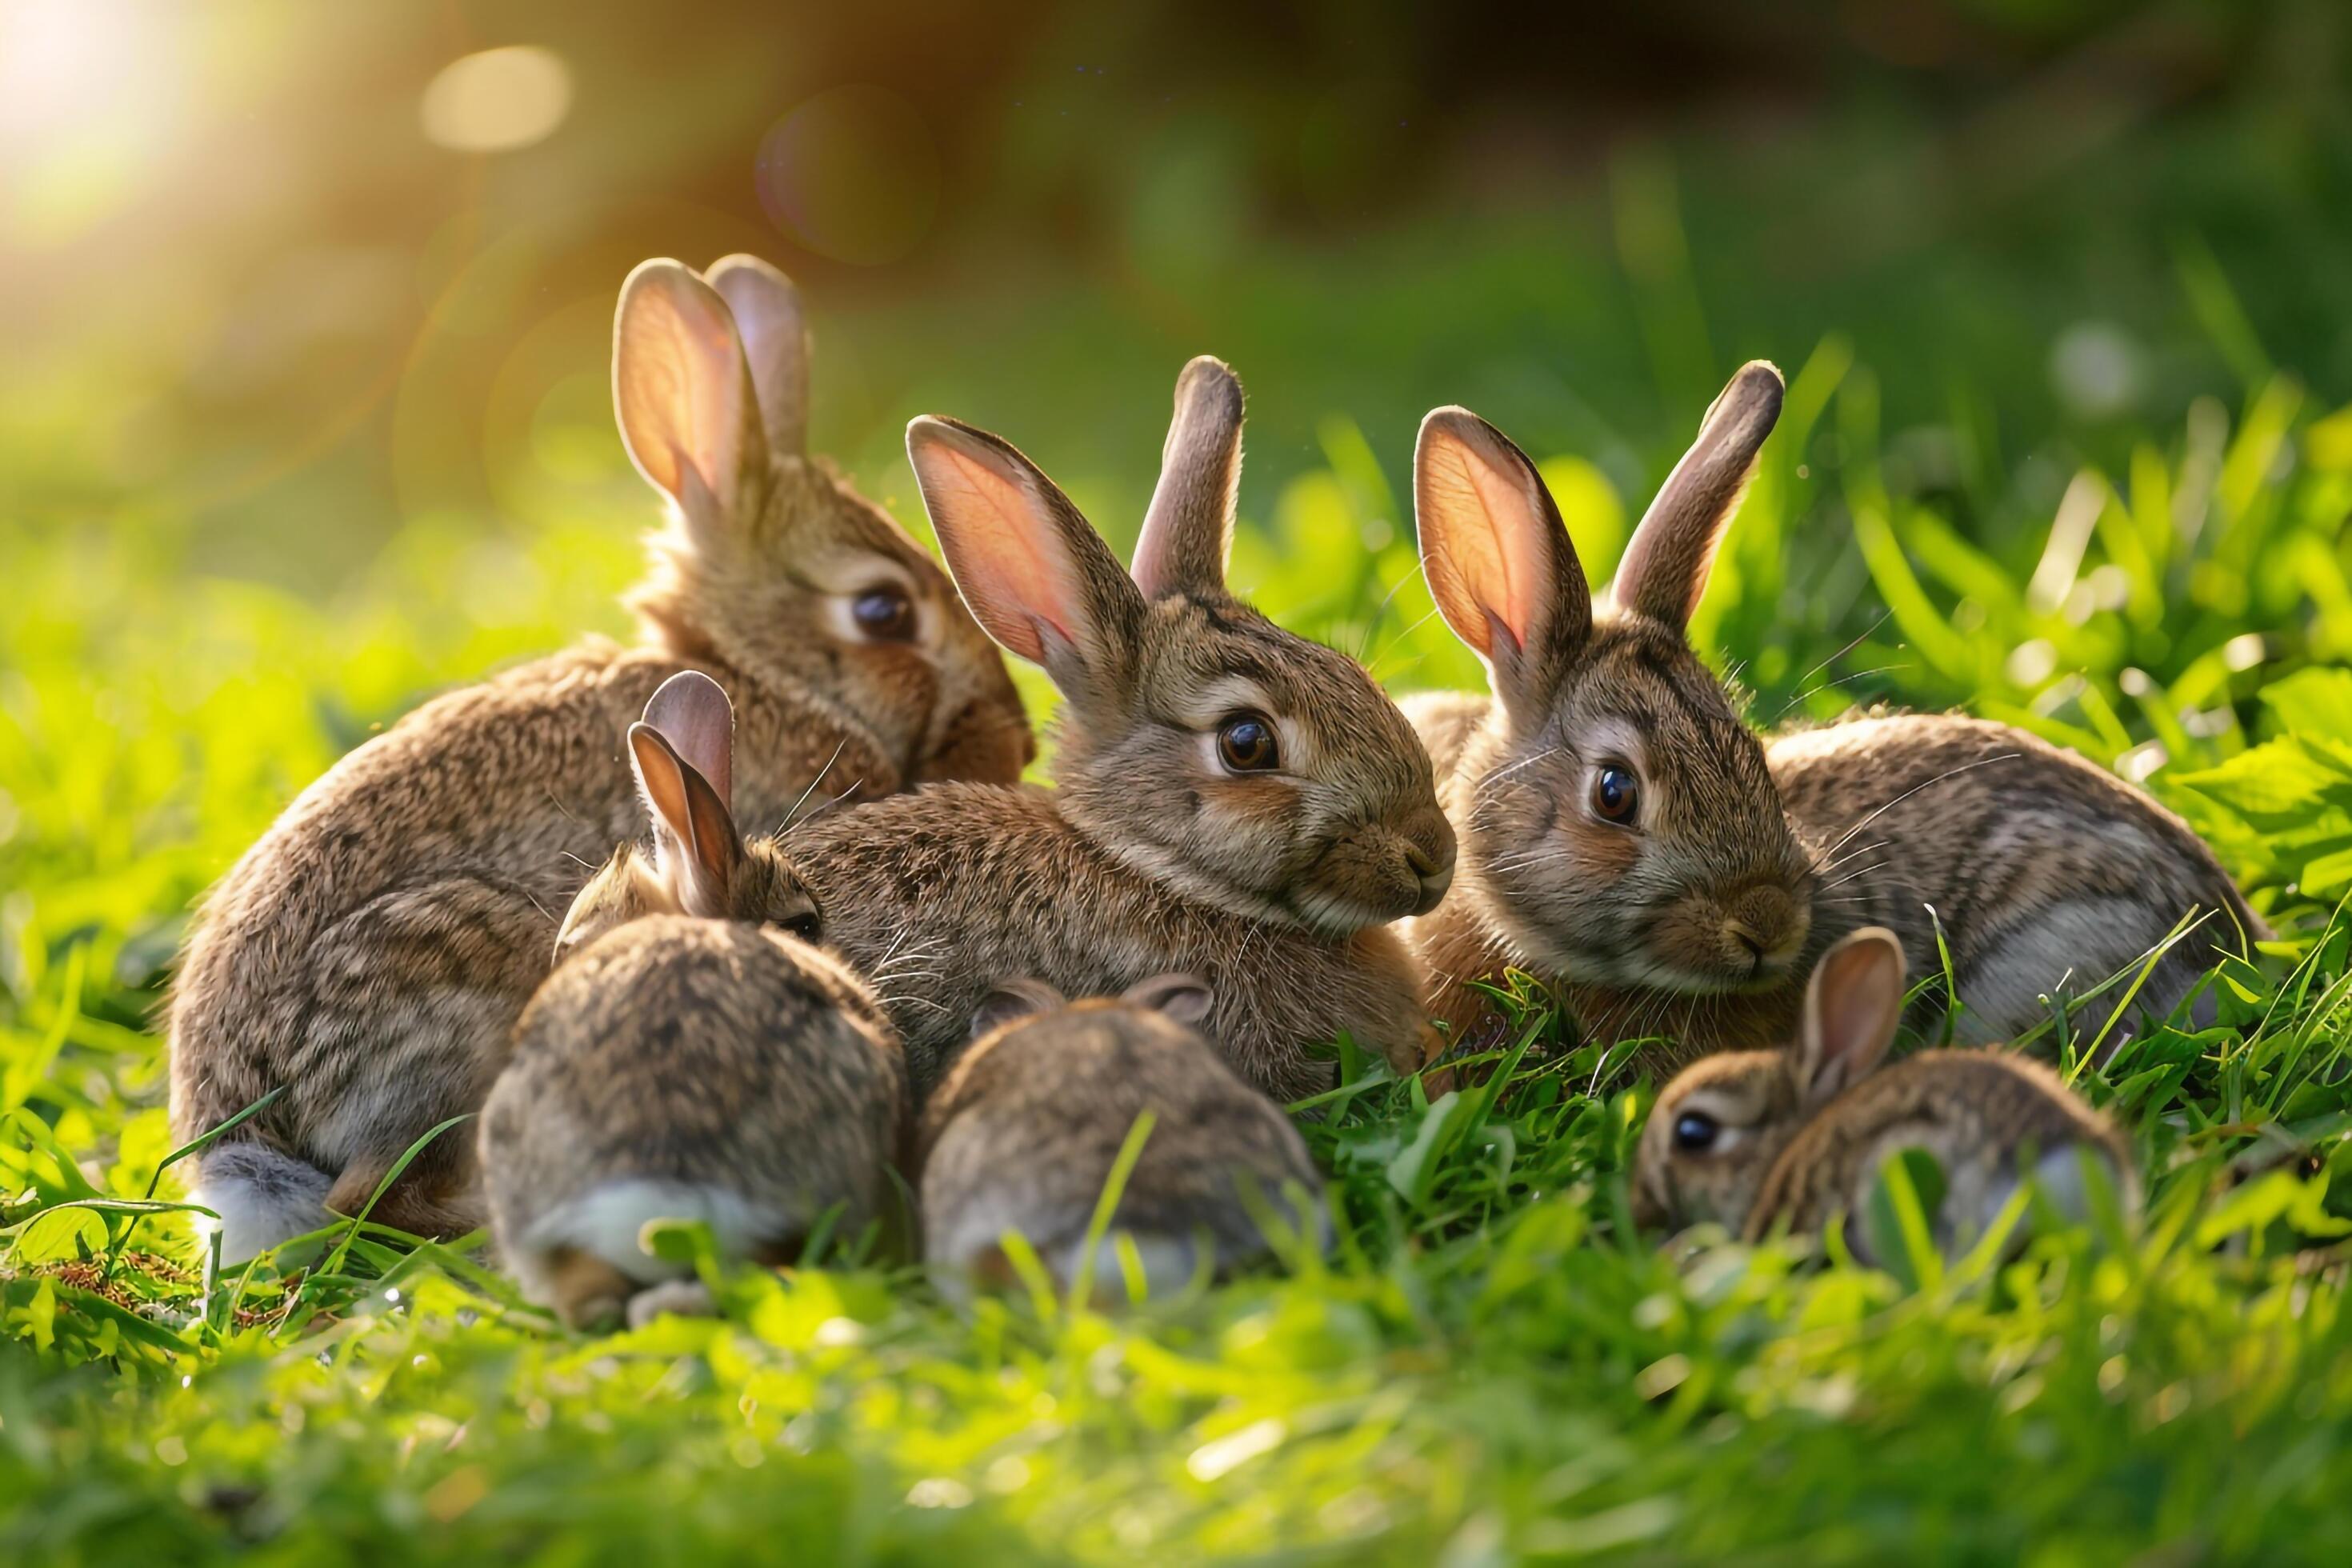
[616,268,748,507]
[917,440,1079,663]
[1422,424,1548,657]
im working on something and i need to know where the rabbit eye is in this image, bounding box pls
[1216,713,1281,773]
[768,911,822,943]
[1590,764,1640,826]
[1672,1111,1720,1153]
[850,587,918,642]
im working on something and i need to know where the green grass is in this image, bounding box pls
[13,210,2352,1565]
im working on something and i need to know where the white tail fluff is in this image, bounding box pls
[190,1142,336,1266]
[509,1180,782,1301]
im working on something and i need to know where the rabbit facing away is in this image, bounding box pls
[1405,361,2259,1066]
[1632,927,2139,1264]
[781,357,1457,1103]
[170,255,1029,1263]
[919,974,1326,1298]
[481,915,906,1332]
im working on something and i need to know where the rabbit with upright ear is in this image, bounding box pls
[170,256,1030,1264]
[480,917,906,1331]
[920,974,1326,1298]
[1406,366,1818,1060]
[1406,361,2259,1062]
[780,357,1456,1102]
[1631,928,2139,1263]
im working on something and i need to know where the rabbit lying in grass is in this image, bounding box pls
[171,256,1027,1262]
[919,974,1325,1299]
[782,357,1457,1103]
[1631,927,2139,1263]
[481,674,905,1330]
[1406,362,2259,1066]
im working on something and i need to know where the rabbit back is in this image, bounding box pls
[784,783,1434,1105]
[1770,713,2262,1040]
[482,916,906,1314]
[1746,1049,2136,1258]
[918,998,1323,1293]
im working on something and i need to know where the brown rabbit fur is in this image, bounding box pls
[170,255,1028,1263]
[1406,362,2258,1066]
[782,358,1456,1103]
[481,916,906,1331]
[1632,928,2138,1264]
[919,975,1324,1298]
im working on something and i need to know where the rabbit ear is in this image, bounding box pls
[640,670,734,813]
[969,978,1068,1039]
[1610,361,1782,631]
[1796,926,1906,1110]
[614,260,767,536]
[1131,357,1243,600]
[627,722,742,919]
[1414,406,1593,716]
[1121,971,1214,1027]
[704,254,809,458]
[906,415,1145,711]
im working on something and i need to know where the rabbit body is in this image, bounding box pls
[482,916,906,1330]
[918,976,1324,1296]
[787,782,1434,1103]
[1632,928,2138,1265]
[170,258,1026,1262]
[1406,363,2256,1065]
[782,356,1453,1105]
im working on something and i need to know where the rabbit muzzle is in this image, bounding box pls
[910,692,1037,786]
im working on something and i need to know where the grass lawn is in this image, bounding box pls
[11,150,2352,1562]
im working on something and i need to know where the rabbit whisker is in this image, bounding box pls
[1776,610,1894,717]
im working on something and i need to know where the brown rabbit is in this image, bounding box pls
[1631,927,2139,1263]
[919,974,1325,1298]
[780,357,1457,1103]
[170,255,1029,1263]
[1405,365,1816,1061]
[481,915,906,1331]
[1406,362,2258,1065]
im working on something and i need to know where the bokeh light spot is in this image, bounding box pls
[757,86,939,266]
[420,46,573,154]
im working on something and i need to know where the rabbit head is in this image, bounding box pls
[904,356,1455,937]
[614,256,1033,788]
[1416,362,1815,994]
[554,671,823,961]
[1632,926,1906,1231]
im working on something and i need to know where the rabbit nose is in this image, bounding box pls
[1401,807,1458,910]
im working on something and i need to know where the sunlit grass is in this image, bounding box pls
[10,283,2352,1558]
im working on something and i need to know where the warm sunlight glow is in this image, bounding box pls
[0,0,166,145]
[419,46,574,153]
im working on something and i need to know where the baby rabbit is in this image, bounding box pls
[1631,928,2139,1264]
[171,255,1029,1263]
[480,915,906,1332]
[919,974,1325,1298]
[1406,362,2258,1063]
[782,357,1456,1103]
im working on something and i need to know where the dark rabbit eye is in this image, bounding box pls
[769,911,822,943]
[850,587,918,642]
[1672,1111,1720,1153]
[1216,713,1281,773]
[1591,764,1640,825]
